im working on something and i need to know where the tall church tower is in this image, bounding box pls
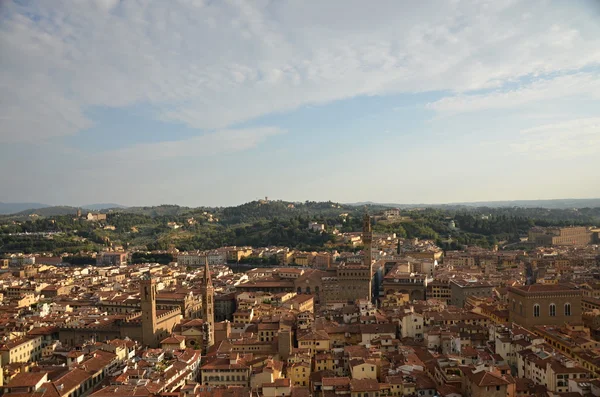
[140,276,158,347]
[201,261,215,350]
[363,213,375,303]
[362,213,373,269]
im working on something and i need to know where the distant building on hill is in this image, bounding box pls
[308,222,325,232]
[97,252,127,266]
[85,212,107,221]
[528,226,592,246]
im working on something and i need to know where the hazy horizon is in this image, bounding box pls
[2,0,600,207]
[3,196,600,210]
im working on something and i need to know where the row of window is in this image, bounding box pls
[512,300,572,317]
[532,303,571,317]
[204,375,246,381]
[339,272,369,277]
[296,287,319,293]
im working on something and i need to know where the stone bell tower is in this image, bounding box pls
[201,261,214,350]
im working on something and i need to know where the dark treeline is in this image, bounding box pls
[62,255,97,265]
[131,252,174,264]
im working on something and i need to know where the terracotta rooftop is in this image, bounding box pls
[350,378,380,392]
[160,335,186,344]
[463,367,511,387]
[5,372,48,388]
[322,377,351,387]
[508,284,579,294]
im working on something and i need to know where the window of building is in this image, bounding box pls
[550,303,556,317]
[565,303,571,316]
[533,304,540,317]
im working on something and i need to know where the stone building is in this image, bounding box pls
[96,252,127,266]
[507,284,582,328]
[381,270,427,301]
[336,263,372,303]
[235,215,375,305]
[450,279,495,308]
[333,214,374,303]
[215,292,236,321]
[59,277,182,348]
[528,226,592,246]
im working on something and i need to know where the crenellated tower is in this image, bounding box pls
[362,213,373,270]
[140,276,158,347]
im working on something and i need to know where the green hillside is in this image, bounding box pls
[1,200,598,255]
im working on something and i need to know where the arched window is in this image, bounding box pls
[520,302,523,315]
[549,303,556,317]
[512,299,516,311]
[565,303,571,316]
[533,304,540,317]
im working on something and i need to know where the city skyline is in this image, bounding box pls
[1,0,600,207]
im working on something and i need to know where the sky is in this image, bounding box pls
[1,0,600,207]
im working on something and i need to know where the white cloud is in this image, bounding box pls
[427,73,600,114]
[109,127,284,160]
[1,0,600,142]
[511,118,600,159]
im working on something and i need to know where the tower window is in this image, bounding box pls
[549,303,556,317]
[565,303,571,316]
[533,304,540,317]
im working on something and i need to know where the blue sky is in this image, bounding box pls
[1,0,599,207]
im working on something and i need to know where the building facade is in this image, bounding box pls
[508,284,582,328]
[333,215,374,303]
[96,252,127,266]
[450,279,495,308]
[529,227,592,246]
